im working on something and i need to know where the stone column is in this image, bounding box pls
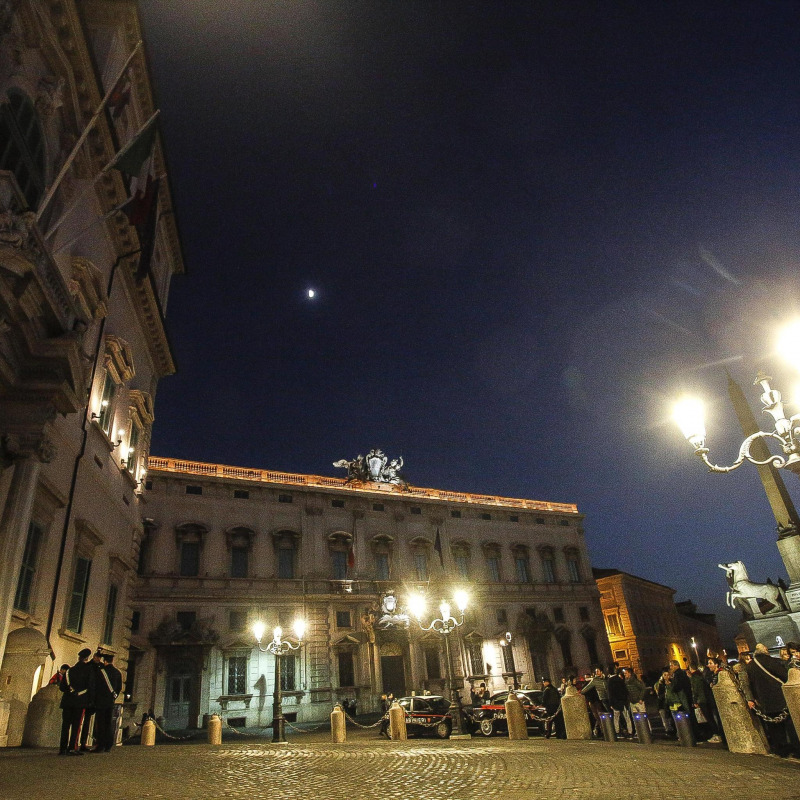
[0,456,42,660]
[711,670,769,755]
[782,666,800,742]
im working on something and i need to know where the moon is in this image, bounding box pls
[306,288,317,300]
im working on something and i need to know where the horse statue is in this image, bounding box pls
[719,561,787,616]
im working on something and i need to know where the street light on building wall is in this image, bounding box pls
[690,636,699,668]
[499,631,520,689]
[408,590,470,738]
[674,372,800,476]
[253,619,306,744]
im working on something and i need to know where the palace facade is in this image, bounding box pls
[131,456,611,728]
[0,0,183,746]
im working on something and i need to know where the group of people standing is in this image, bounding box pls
[579,665,650,739]
[54,648,123,756]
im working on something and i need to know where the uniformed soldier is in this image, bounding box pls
[58,648,95,755]
[95,653,124,751]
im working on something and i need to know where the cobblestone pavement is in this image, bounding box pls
[1,730,799,800]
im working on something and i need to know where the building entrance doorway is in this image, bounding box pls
[380,655,406,696]
[165,672,192,729]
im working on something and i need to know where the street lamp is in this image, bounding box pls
[674,373,800,475]
[690,637,699,669]
[408,589,470,738]
[499,631,520,689]
[253,618,306,743]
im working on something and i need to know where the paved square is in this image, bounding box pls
[1,731,799,800]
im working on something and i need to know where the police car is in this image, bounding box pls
[396,695,452,738]
[471,689,547,737]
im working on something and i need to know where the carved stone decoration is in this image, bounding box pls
[70,258,107,320]
[35,75,64,115]
[0,207,36,248]
[104,335,135,383]
[719,561,788,617]
[376,593,410,630]
[333,449,405,485]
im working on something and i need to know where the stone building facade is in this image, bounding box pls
[0,0,183,746]
[594,568,722,678]
[131,456,611,728]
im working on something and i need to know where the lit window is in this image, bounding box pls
[281,654,297,691]
[227,656,247,695]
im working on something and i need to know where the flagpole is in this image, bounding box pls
[44,107,159,241]
[36,40,143,223]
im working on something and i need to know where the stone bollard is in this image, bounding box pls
[782,667,800,743]
[598,712,617,742]
[711,670,769,755]
[207,714,222,745]
[505,694,528,740]
[388,701,407,741]
[330,704,346,743]
[561,686,592,740]
[141,718,156,746]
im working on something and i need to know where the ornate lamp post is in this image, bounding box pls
[673,373,800,475]
[500,631,520,689]
[408,590,470,738]
[253,619,305,743]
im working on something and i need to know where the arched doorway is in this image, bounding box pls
[0,627,50,746]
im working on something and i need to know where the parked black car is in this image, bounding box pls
[396,695,452,738]
[470,689,548,737]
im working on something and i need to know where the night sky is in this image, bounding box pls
[137,1,800,643]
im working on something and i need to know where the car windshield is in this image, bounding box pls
[398,698,412,711]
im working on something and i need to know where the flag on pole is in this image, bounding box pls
[347,517,356,569]
[434,528,444,568]
[108,80,131,119]
[111,111,159,177]
[133,176,160,283]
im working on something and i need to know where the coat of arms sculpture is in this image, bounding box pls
[333,449,405,485]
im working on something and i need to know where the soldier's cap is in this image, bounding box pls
[78,648,92,659]
[541,677,551,683]
[103,654,115,663]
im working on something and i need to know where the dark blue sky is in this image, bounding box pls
[139,0,800,643]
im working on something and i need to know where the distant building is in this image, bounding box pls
[130,455,611,728]
[0,1,184,747]
[593,569,722,678]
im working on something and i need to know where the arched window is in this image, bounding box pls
[564,547,582,583]
[538,546,556,583]
[328,531,352,580]
[175,523,208,577]
[554,627,574,670]
[0,89,46,209]
[370,534,393,581]
[409,537,430,581]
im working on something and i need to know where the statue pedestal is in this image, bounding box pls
[784,582,800,613]
[738,612,800,652]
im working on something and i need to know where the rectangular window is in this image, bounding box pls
[467,641,484,675]
[535,517,545,525]
[332,550,348,580]
[455,554,469,579]
[66,557,92,633]
[372,503,384,512]
[605,612,622,637]
[176,611,196,631]
[131,610,141,633]
[14,521,42,612]
[102,584,118,645]
[567,558,581,583]
[185,485,202,495]
[486,556,501,582]
[553,606,565,624]
[424,648,441,679]
[180,541,200,576]
[414,552,428,581]
[331,499,344,508]
[97,372,116,435]
[410,507,421,515]
[229,610,247,631]
[281,654,296,691]
[515,557,530,583]
[145,480,153,491]
[375,553,390,581]
[450,510,461,518]
[480,513,491,521]
[338,651,355,687]
[227,656,247,695]
[336,611,352,628]
[137,537,150,576]
[614,649,628,660]
[502,642,515,673]
[230,546,248,578]
[278,494,292,503]
[541,557,555,583]
[579,606,590,622]
[496,608,507,625]
[278,548,294,579]
[125,423,140,472]
[559,519,570,527]
[234,489,249,499]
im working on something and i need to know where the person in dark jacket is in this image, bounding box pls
[78,651,104,751]
[745,643,798,757]
[59,648,95,756]
[607,668,633,736]
[94,653,123,752]
[580,668,608,737]
[541,677,564,739]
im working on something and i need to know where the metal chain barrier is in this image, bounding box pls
[723,666,792,724]
[153,720,204,741]
[530,707,562,723]
[341,710,386,729]
[284,718,331,734]
[222,718,270,737]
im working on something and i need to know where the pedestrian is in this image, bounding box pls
[744,642,799,758]
[786,641,800,669]
[580,667,608,737]
[58,648,95,756]
[703,657,725,746]
[607,668,633,737]
[49,664,69,686]
[623,668,646,714]
[378,692,392,738]
[653,670,676,737]
[94,653,123,751]
[688,665,714,741]
[541,677,564,739]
